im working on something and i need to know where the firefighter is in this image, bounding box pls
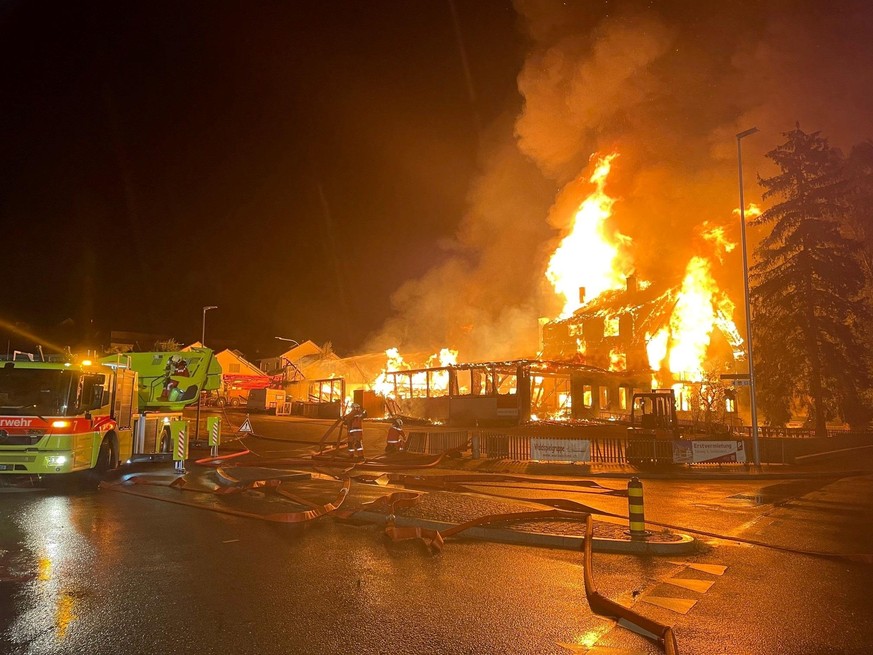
[160,356,190,401]
[385,417,406,453]
[344,404,365,457]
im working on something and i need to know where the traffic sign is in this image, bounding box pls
[238,416,254,434]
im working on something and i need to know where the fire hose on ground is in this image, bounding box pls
[376,472,873,563]
[101,437,681,652]
[365,491,678,654]
[102,420,871,653]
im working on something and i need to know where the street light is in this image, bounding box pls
[274,337,302,383]
[737,127,760,468]
[196,305,218,445]
[202,306,219,346]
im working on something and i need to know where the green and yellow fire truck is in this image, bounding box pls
[0,348,221,478]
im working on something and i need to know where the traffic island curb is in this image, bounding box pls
[350,510,697,555]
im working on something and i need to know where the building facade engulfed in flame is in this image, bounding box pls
[276,152,749,428]
[539,153,746,424]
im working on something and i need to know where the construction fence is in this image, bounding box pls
[404,428,873,466]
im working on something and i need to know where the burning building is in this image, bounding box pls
[533,152,747,427]
[372,357,646,426]
[282,153,748,430]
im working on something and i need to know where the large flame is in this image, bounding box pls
[372,347,460,400]
[542,151,744,388]
[546,154,631,317]
[647,256,740,381]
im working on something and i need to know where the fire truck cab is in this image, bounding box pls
[0,349,220,480]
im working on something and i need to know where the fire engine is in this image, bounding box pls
[0,348,221,479]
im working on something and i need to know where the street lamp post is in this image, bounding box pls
[202,306,218,345]
[736,127,760,468]
[275,336,301,382]
[195,305,218,444]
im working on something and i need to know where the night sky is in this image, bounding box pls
[3,1,873,361]
[0,1,521,355]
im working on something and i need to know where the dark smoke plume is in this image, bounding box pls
[367,0,873,362]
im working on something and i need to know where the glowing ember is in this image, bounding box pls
[546,154,632,317]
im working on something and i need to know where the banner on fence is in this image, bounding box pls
[673,440,746,464]
[530,438,591,462]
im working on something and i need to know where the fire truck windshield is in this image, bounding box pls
[0,368,78,416]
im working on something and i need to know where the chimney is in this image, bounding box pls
[579,287,586,304]
[626,274,638,294]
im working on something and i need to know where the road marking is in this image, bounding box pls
[664,577,715,593]
[558,645,643,655]
[642,596,698,613]
[689,563,727,576]
[669,561,727,576]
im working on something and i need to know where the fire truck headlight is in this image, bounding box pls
[51,420,71,429]
[46,455,67,466]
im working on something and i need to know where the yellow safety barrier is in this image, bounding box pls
[170,419,189,473]
[628,476,648,540]
[206,416,221,457]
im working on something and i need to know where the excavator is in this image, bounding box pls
[625,388,680,466]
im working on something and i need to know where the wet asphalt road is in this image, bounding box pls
[2,411,873,654]
[1,485,663,655]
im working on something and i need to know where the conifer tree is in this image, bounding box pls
[751,126,870,434]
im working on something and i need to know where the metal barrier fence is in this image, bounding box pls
[403,428,873,465]
[406,431,469,455]
[732,425,851,439]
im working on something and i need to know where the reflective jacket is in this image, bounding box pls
[386,425,405,444]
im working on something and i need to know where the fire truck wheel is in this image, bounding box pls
[230,397,240,407]
[215,397,226,408]
[95,435,119,473]
[159,428,172,453]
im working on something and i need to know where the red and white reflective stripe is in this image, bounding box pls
[176,429,186,460]
[92,417,115,431]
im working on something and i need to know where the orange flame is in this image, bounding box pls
[733,202,762,220]
[541,150,745,390]
[646,256,741,382]
[700,221,736,262]
[608,348,626,372]
[546,154,632,317]
[372,347,460,399]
